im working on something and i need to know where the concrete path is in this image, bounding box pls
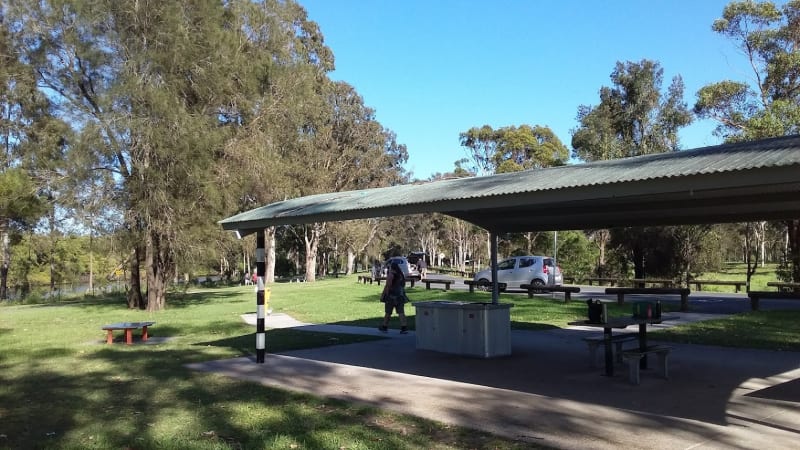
[188,312,800,449]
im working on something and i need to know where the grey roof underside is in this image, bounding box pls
[220,135,800,236]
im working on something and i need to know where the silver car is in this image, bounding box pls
[384,256,420,280]
[473,256,563,290]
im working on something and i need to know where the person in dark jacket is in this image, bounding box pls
[379,262,408,333]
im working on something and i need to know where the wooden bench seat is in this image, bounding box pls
[582,333,638,368]
[421,278,452,291]
[357,275,376,284]
[746,290,800,311]
[101,321,155,345]
[463,280,507,293]
[621,345,672,385]
[583,277,619,286]
[375,276,416,288]
[605,287,691,312]
[689,279,746,292]
[630,278,675,288]
[520,284,581,303]
[766,281,800,292]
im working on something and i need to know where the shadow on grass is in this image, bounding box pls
[195,328,384,354]
[11,287,248,312]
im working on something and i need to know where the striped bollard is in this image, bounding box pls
[256,231,266,363]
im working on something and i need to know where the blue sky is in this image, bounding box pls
[301,0,759,179]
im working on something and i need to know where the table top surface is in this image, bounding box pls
[568,315,678,328]
[102,321,156,329]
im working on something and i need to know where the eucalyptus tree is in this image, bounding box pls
[460,124,568,175]
[694,0,800,282]
[288,81,407,282]
[459,124,568,263]
[571,59,694,280]
[215,0,336,284]
[0,17,51,299]
[7,0,260,309]
[572,59,692,160]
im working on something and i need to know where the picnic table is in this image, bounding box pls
[569,315,676,381]
[630,278,675,288]
[374,276,416,288]
[420,278,453,290]
[688,279,746,292]
[519,284,580,302]
[582,277,618,286]
[766,281,800,292]
[102,321,155,345]
[605,287,691,312]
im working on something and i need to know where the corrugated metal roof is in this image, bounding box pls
[220,135,800,235]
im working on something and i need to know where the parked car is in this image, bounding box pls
[472,256,562,290]
[384,256,420,280]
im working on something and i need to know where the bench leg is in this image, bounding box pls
[614,342,625,364]
[425,283,431,290]
[603,330,614,376]
[680,292,689,312]
[564,292,571,303]
[617,293,625,305]
[586,342,601,368]
[625,355,643,385]
[656,351,669,379]
[142,326,149,341]
[124,328,133,345]
[444,284,450,291]
[106,329,114,344]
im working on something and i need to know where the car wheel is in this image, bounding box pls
[477,278,491,292]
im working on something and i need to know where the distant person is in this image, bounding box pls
[417,256,427,279]
[372,260,381,280]
[379,261,409,334]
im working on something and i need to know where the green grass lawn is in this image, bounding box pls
[1,274,798,449]
[691,263,782,292]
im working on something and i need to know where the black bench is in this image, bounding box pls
[746,291,800,311]
[357,275,376,284]
[766,282,800,292]
[621,345,672,385]
[630,278,675,288]
[583,277,619,286]
[582,333,638,368]
[519,284,581,303]
[689,279,746,293]
[463,280,507,293]
[605,287,691,312]
[375,276,416,288]
[421,278,452,291]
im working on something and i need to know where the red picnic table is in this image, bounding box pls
[101,321,156,345]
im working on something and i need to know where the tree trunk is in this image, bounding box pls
[346,249,355,274]
[632,245,645,287]
[265,226,276,283]
[0,219,9,300]
[145,230,174,312]
[304,223,323,282]
[127,246,145,309]
[788,219,800,283]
